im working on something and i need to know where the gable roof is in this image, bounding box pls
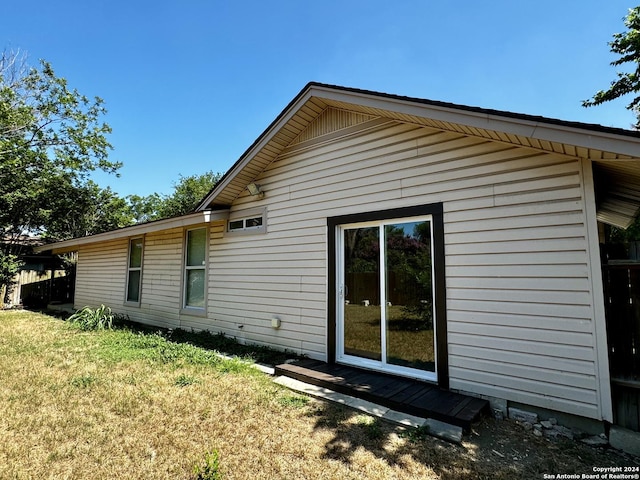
[197,82,640,228]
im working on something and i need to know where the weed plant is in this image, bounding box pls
[277,393,310,408]
[67,304,123,330]
[175,373,199,387]
[192,450,222,480]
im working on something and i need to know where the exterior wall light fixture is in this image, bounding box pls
[247,182,264,198]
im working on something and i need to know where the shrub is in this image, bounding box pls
[68,305,117,331]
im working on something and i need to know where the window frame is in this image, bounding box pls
[181,226,209,315]
[327,202,449,389]
[226,207,267,235]
[124,236,144,306]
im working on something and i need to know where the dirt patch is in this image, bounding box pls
[455,416,639,479]
[297,396,640,480]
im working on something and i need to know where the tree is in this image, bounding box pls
[583,6,640,129]
[157,170,222,218]
[43,179,134,241]
[0,50,121,301]
[127,193,163,224]
[127,170,222,222]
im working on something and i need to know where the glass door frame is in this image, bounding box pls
[327,203,449,388]
[336,216,437,382]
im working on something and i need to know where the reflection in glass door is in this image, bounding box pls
[342,226,381,361]
[384,221,435,373]
[338,217,436,381]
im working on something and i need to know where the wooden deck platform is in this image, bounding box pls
[275,359,489,431]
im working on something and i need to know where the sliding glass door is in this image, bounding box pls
[337,216,437,381]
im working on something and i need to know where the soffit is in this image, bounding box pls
[205,96,330,207]
[317,95,639,161]
[319,94,640,229]
[199,84,640,211]
[593,161,640,229]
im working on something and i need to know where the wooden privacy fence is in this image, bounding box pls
[15,270,74,308]
[4,270,61,306]
[602,263,640,432]
[345,271,429,306]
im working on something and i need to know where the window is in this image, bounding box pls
[126,237,143,304]
[184,228,207,309]
[229,215,263,231]
[227,209,266,234]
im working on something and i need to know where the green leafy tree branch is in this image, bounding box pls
[0,50,123,301]
[583,6,640,129]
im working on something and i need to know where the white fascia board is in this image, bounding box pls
[34,210,229,254]
[529,125,640,159]
[313,85,540,134]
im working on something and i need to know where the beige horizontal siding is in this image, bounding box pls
[72,111,602,420]
[74,239,128,310]
[210,114,602,419]
[74,225,225,330]
[137,227,183,328]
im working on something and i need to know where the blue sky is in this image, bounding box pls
[2,1,637,197]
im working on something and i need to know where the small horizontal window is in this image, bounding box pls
[229,219,244,231]
[228,214,265,233]
[246,216,263,228]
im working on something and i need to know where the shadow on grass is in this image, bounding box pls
[306,400,495,479]
[38,307,302,366]
[306,400,640,480]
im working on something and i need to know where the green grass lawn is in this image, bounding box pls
[0,310,636,479]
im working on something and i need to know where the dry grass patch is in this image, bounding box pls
[0,310,637,479]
